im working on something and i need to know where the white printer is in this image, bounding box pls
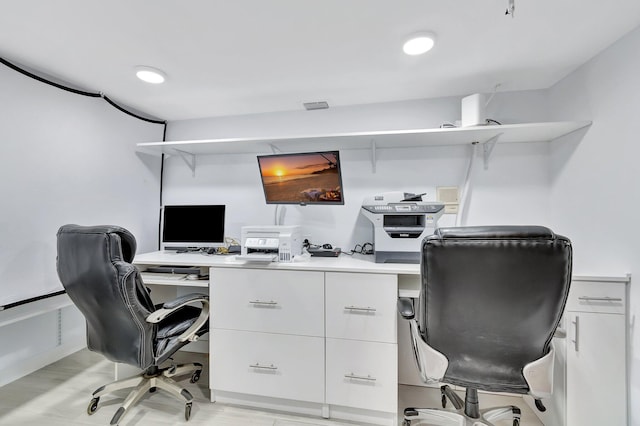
[361,192,445,263]
[239,225,303,262]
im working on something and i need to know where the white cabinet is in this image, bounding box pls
[325,272,397,343]
[326,338,397,412]
[565,278,628,426]
[210,267,399,424]
[325,272,398,416]
[212,329,324,403]
[211,268,324,337]
[210,268,325,404]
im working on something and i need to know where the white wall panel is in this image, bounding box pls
[0,65,163,307]
[163,94,552,250]
[547,25,640,425]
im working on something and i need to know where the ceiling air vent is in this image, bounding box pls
[303,101,329,111]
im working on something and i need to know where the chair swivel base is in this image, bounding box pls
[87,362,203,425]
[402,386,522,426]
[403,406,521,426]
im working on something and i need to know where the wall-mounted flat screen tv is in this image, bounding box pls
[257,150,344,205]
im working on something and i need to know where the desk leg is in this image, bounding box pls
[322,403,330,419]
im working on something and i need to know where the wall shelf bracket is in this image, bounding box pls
[173,149,196,177]
[269,143,282,154]
[481,133,503,170]
[370,139,377,173]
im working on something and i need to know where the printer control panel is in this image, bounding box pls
[362,203,444,214]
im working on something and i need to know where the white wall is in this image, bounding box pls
[164,91,554,250]
[547,25,640,425]
[0,62,163,385]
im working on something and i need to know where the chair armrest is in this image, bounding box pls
[146,293,210,343]
[397,297,415,320]
[161,293,209,310]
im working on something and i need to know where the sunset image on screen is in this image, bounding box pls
[258,151,343,204]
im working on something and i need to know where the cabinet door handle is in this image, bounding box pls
[249,363,278,370]
[578,296,622,302]
[344,305,376,312]
[571,315,579,352]
[249,300,278,306]
[344,373,376,381]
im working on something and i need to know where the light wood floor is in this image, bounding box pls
[0,349,543,426]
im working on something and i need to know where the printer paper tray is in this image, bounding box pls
[236,254,277,262]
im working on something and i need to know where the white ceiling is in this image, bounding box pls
[1,1,640,121]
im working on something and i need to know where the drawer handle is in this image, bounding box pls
[344,373,376,381]
[249,363,278,370]
[571,316,579,352]
[249,300,279,306]
[578,296,622,302]
[344,305,377,312]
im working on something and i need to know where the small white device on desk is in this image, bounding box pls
[239,225,302,262]
[361,191,445,263]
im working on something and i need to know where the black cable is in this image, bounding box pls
[158,123,167,250]
[486,118,502,125]
[103,94,165,125]
[0,290,66,311]
[0,56,165,124]
[0,57,101,97]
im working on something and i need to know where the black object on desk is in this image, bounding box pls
[308,247,341,257]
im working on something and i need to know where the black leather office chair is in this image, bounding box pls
[56,224,210,425]
[398,226,572,426]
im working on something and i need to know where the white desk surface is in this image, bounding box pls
[134,251,629,289]
[134,251,421,275]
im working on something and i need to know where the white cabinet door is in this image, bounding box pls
[325,272,397,343]
[211,268,324,337]
[566,312,626,426]
[326,338,397,413]
[211,329,325,403]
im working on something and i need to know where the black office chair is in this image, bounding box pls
[56,224,210,425]
[398,226,572,426]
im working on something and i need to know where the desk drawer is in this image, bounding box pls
[211,268,324,336]
[326,272,397,343]
[326,338,397,413]
[566,281,625,314]
[211,329,324,403]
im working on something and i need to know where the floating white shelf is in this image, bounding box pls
[137,121,591,156]
[136,120,591,173]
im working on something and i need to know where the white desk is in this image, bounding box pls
[133,251,629,426]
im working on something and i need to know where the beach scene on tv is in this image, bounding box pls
[258,152,343,204]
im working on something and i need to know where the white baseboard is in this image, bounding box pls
[0,338,86,387]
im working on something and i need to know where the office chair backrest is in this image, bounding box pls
[419,225,572,393]
[56,224,155,369]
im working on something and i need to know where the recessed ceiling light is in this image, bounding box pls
[135,66,166,84]
[403,33,436,56]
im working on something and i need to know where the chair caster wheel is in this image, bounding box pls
[185,402,192,421]
[190,370,201,383]
[513,419,520,426]
[87,397,99,415]
[149,386,157,393]
[441,393,447,408]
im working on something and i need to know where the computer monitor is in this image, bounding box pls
[161,205,226,251]
[256,150,344,205]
